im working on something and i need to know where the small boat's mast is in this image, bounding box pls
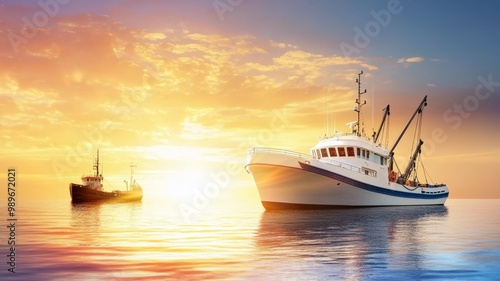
[129,162,136,191]
[354,71,367,136]
[94,149,100,177]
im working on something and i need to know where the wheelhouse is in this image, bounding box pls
[311,144,388,166]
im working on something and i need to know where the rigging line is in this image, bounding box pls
[420,157,435,184]
[360,109,365,136]
[419,157,429,184]
[325,94,328,137]
[104,178,116,190]
[413,157,419,183]
[409,111,422,160]
[379,124,385,145]
[384,110,390,146]
[417,108,423,141]
[325,95,329,137]
[409,113,425,182]
[409,117,417,158]
[419,109,424,138]
[410,158,420,183]
[385,112,390,148]
[372,78,375,134]
[411,113,425,166]
[393,157,402,175]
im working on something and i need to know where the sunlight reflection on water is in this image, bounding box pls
[1,199,499,280]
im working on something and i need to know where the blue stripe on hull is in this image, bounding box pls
[297,161,448,200]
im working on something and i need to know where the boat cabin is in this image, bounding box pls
[311,144,388,166]
[81,175,103,191]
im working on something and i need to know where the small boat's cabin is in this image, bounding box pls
[126,179,142,192]
[311,145,388,166]
[81,175,103,191]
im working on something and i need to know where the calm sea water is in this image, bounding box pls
[1,199,499,280]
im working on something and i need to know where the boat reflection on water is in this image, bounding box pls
[70,200,143,227]
[70,201,103,228]
[70,201,144,244]
[253,206,448,280]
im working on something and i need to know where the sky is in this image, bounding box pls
[0,0,499,202]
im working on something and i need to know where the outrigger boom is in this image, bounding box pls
[388,95,427,171]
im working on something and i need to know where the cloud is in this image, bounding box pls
[397,56,426,68]
[142,32,167,41]
[396,56,447,69]
[243,49,377,84]
[269,40,298,49]
[0,9,383,180]
[427,83,437,87]
[397,56,425,64]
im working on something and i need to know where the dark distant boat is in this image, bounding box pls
[69,150,143,203]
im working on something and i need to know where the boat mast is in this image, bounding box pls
[388,96,427,171]
[129,162,136,191]
[354,71,367,136]
[94,149,100,177]
[373,104,390,143]
[398,139,423,184]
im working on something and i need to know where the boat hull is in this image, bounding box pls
[69,183,143,203]
[246,151,448,210]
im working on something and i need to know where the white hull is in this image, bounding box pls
[246,149,448,210]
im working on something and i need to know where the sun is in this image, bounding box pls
[134,164,209,203]
[163,164,209,202]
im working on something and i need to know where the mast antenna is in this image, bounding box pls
[94,149,100,177]
[325,95,328,137]
[372,79,375,134]
[354,71,367,136]
[129,162,136,191]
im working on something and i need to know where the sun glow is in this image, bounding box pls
[165,166,208,202]
[133,167,208,204]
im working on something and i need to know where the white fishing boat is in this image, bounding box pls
[245,71,449,210]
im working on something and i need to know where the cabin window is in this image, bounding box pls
[347,147,355,157]
[357,148,361,157]
[377,155,384,165]
[362,168,377,177]
[317,149,321,159]
[366,150,370,159]
[321,148,328,158]
[338,147,346,157]
[329,147,337,157]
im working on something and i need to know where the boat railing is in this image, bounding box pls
[249,147,313,159]
[321,158,377,177]
[320,158,361,173]
[249,147,375,177]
